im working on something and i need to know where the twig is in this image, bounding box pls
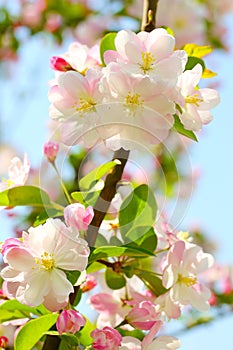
[141,0,159,31]
[85,148,129,247]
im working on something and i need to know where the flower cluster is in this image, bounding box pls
[49,29,219,151]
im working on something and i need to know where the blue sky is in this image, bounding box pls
[0,13,233,349]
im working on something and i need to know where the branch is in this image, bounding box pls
[85,148,129,247]
[141,0,159,31]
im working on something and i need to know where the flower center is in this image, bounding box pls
[125,92,144,116]
[74,97,96,114]
[35,252,55,271]
[178,274,197,287]
[140,52,155,73]
[2,178,15,188]
[185,94,203,107]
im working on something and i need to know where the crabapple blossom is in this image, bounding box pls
[49,68,112,148]
[156,0,205,47]
[0,154,30,192]
[89,291,131,328]
[50,56,73,72]
[56,309,86,335]
[91,326,122,350]
[80,274,97,292]
[104,29,187,83]
[126,301,161,330]
[177,64,220,131]
[43,141,59,162]
[0,218,89,311]
[64,203,94,231]
[162,240,214,311]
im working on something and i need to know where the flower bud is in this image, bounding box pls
[80,274,97,292]
[56,309,86,336]
[91,326,122,350]
[0,336,8,349]
[50,56,73,72]
[43,141,59,162]
[64,203,94,231]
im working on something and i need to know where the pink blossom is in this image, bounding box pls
[0,336,8,349]
[0,154,30,192]
[104,29,187,83]
[80,274,97,292]
[49,68,107,148]
[0,219,89,311]
[142,323,181,350]
[43,141,59,162]
[176,64,220,131]
[91,326,122,350]
[64,203,94,231]
[162,240,214,311]
[89,292,131,328]
[50,57,73,72]
[126,301,161,330]
[56,309,86,335]
[156,0,205,47]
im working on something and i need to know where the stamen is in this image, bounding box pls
[140,52,155,73]
[185,94,203,107]
[178,274,197,287]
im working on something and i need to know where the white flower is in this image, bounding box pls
[1,219,89,311]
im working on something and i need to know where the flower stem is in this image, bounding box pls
[51,162,73,204]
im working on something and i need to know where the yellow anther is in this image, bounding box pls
[124,92,144,116]
[178,274,197,287]
[35,252,55,271]
[140,52,155,73]
[185,94,203,107]
[73,97,96,114]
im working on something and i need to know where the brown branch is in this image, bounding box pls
[141,0,160,31]
[41,324,61,350]
[85,148,129,247]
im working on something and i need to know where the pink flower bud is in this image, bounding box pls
[50,56,73,72]
[126,301,160,330]
[43,141,59,162]
[0,336,8,348]
[91,326,122,350]
[80,274,97,292]
[56,309,86,336]
[64,203,94,231]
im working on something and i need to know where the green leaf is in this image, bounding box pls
[15,313,58,350]
[185,56,205,71]
[65,270,81,285]
[0,185,52,208]
[125,226,157,252]
[34,208,63,226]
[135,270,167,296]
[0,300,49,323]
[119,184,157,237]
[88,245,154,265]
[79,160,121,191]
[173,114,198,141]
[77,318,95,347]
[100,32,117,66]
[105,268,126,290]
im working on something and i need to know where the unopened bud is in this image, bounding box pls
[43,141,59,162]
[50,56,73,72]
[80,274,97,292]
[56,309,86,336]
[0,336,8,349]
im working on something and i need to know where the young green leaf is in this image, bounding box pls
[79,159,121,191]
[135,270,167,296]
[100,32,117,66]
[185,56,205,72]
[0,185,52,208]
[119,184,157,237]
[173,114,198,141]
[105,268,126,289]
[15,313,58,350]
